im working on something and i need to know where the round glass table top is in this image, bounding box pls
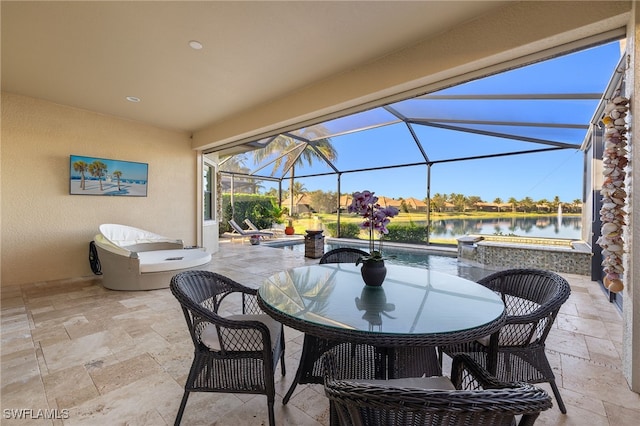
[258,264,504,335]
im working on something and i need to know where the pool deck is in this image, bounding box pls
[1,240,637,425]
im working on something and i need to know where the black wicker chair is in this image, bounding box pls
[324,352,553,426]
[441,268,571,414]
[170,271,286,426]
[319,247,369,264]
[283,247,375,405]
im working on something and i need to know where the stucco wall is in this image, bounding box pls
[1,93,197,286]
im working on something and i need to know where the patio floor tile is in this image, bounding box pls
[1,241,636,424]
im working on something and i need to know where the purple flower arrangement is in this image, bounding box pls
[348,190,399,263]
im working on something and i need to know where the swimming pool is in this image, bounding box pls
[279,241,494,282]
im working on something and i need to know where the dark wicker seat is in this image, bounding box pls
[441,268,571,414]
[324,352,553,426]
[319,247,369,264]
[170,271,286,426]
[283,247,374,404]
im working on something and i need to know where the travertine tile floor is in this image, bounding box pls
[2,241,639,425]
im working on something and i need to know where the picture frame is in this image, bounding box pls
[69,155,148,197]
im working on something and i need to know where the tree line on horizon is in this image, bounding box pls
[224,182,582,215]
[428,193,582,213]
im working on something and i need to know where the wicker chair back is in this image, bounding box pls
[170,270,285,426]
[442,268,571,414]
[319,247,369,264]
[324,352,552,426]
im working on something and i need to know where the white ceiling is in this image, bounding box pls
[1,1,508,134]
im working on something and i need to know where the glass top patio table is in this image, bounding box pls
[257,263,505,346]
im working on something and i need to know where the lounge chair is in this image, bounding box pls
[224,219,274,240]
[244,218,283,236]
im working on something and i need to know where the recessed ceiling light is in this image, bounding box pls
[189,40,203,50]
[125,96,141,103]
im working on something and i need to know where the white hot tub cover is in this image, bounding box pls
[99,223,182,248]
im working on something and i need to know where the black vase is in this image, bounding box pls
[360,260,387,286]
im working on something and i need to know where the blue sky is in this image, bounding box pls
[285,148,583,203]
[70,155,148,181]
[254,40,623,203]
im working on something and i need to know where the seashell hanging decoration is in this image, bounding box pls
[596,95,629,293]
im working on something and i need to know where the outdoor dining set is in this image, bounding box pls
[169,247,571,426]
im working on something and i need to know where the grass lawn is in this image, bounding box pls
[295,211,579,226]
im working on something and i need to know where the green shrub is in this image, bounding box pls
[385,224,427,243]
[220,195,276,235]
[325,222,425,242]
[324,222,361,238]
[324,223,338,237]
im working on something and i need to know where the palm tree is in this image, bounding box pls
[112,170,122,191]
[400,199,409,213]
[72,160,88,190]
[291,181,307,197]
[220,154,250,173]
[252,134,337,177]
[508,197,518,213]
[219,154,257,193]
[467,195,482,211]
[572,198,582,213]
[520,196,534,213]
[248,181,265,194]
[88,160,107,191]
[449,193,467,212]
[250,132,337,212]
[538,198,550,213]
[265,188,279,197]
[430,193,447,213]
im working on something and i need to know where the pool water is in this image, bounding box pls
[280,243,493,282]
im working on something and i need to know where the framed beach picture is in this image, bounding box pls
[69,155,148,197]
